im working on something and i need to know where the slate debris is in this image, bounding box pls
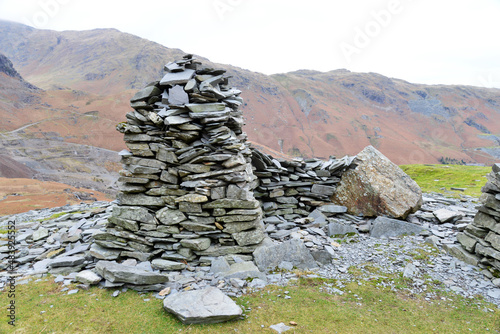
[0,201,112,277]
[1,191,500,313]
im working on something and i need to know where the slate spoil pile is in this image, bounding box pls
[457,163,500,276]
[93,55,266,270]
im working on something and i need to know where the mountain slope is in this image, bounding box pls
[0,20,499,164]
[0,20,317,159]
[273,70,500,164]
[0,51,121,194]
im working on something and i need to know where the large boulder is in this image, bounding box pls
[370,216,426,238]
[163,287,242,324]
[331,146,422,219]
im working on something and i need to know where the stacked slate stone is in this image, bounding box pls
[251,148,353,220]
[93,55,265,269]
[457,163,500,277]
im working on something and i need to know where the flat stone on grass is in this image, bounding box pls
[163,287,242,324]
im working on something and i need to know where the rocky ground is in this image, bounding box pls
[1,192,499,312]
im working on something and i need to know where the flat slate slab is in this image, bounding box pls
[370,216,426,238]
[433,208,462,223]
[159,69,195,86]
[163,287,242,324]
[95,260,168,285]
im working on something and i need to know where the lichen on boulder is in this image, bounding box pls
[331,145,422,219]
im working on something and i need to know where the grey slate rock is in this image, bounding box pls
[130,86,161,102]
[210,256,231,274]
[49,256,85,268]
[163,287,242,324]
[32,227,49,241]
[311,249,334,265]
[443,244,480,266]
[308,209,328,227]
[160,69,196,86]
[223,261,266,280]
[327,222,358,237]
[318,204,348,215]
[433,208,462,223]
[89,244,121,260]
[403,262,418,278]
[75,270,102,285]
[253,238,318,271]
[151,259,186,271]
[370,216,426,239]
[112,206,155,224]
[168,85,189,106]
[180,238,211,251]
[270,323,292,333]
[95,260,168,285]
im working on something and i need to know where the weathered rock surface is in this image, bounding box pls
[95,260,168,285]
[163,287,242,324]
[370,216,426,239]
[253,238,318,271]
[332,145,422,219]
[75,270,102,285]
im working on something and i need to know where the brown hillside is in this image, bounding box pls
[0,20,499,165]
[0,177,112,216]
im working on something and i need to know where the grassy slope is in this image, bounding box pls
[400,164,492,198]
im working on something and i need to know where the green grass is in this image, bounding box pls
[400,164,491,198]
[2,270,498,334]
[36,211,83,223]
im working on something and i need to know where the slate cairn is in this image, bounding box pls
[457,163,500,277]
[251,149,353,220]
[92,55,265,272]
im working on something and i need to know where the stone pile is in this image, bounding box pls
[251,148,353,219]
[93,55,265,270]
[0,202,112,276]
[457,163,500,277]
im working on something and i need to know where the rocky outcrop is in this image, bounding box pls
[0,52,38,89]
[457,163,500,276]
[331,145,422,219]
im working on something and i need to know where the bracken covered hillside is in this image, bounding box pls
[0,20,499,164]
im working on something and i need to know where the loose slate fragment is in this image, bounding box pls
[168,85,189,106]
[185,103,225,113]
[160,69,196,86]
[130,86,161,102]
[164,61,184,72]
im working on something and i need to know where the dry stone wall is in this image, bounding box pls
[251,148,353,220]
[91,55,266,266]
[457,163,500,277]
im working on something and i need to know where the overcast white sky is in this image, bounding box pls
[1,0,500,88]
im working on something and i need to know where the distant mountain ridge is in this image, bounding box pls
[0,19,499,165]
